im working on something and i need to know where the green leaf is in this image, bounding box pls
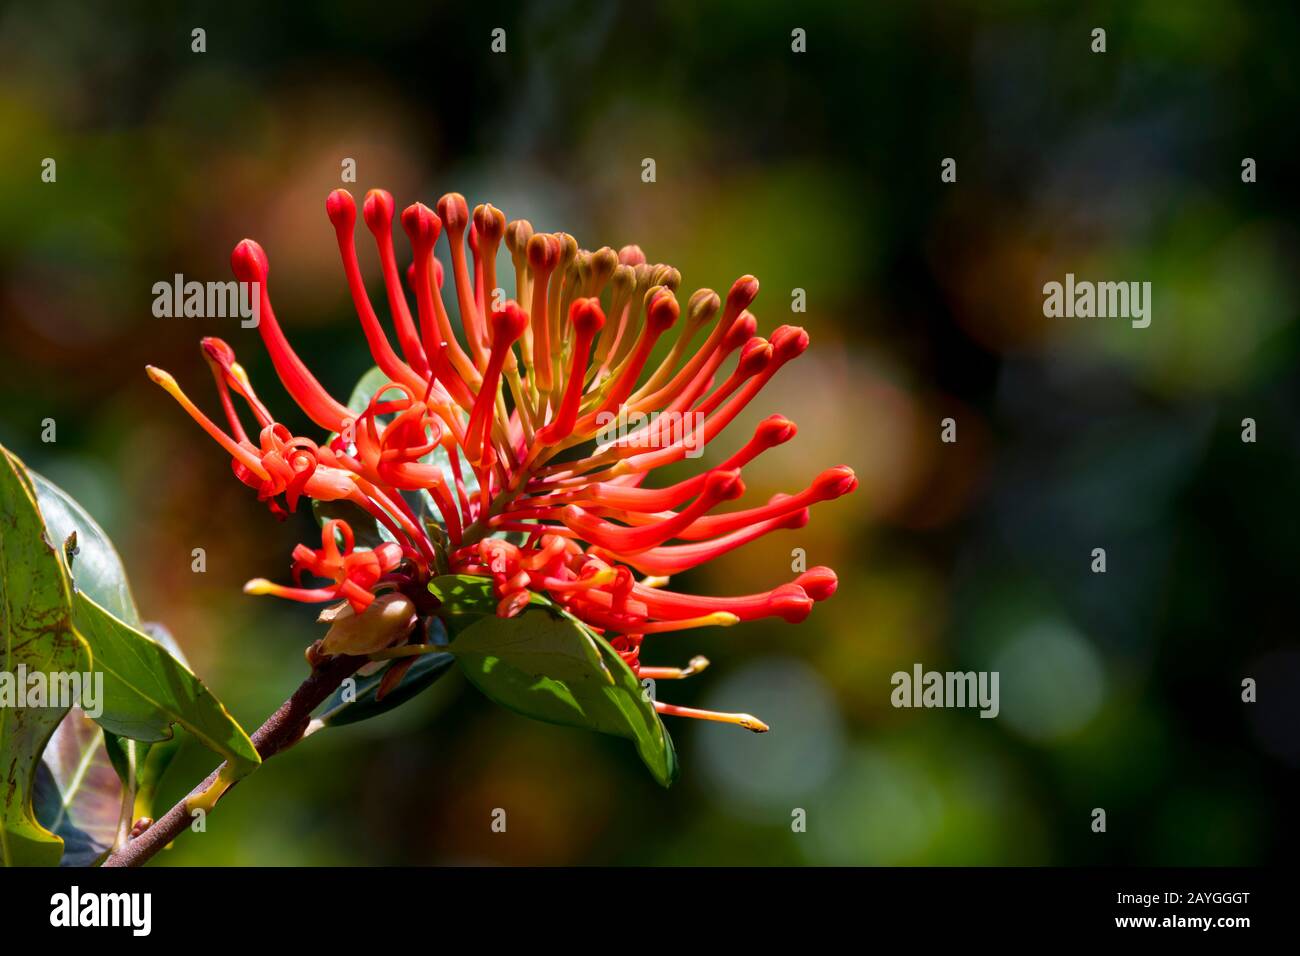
[26,471,258,787]
[133,737,180,822]
[449,601,678,787]
[102,720,179,828]
[33,707,126,867]
[0,448,90,866]
[140,620,189,668]
[29,469,140,627]
[314,650,456,728]
[428,573,548,627]
[97,625,185,801]
[346,365,395,415]
[72,592,261,781]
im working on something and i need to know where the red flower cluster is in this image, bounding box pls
[149,189,856,731]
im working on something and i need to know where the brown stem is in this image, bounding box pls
[102,652,365,868]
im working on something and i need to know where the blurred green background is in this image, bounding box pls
[1,0,1297,865]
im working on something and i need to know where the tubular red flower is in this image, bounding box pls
[246,519,403,614]
[463,301,528,467]
[583,287,679,428]
[535,298,604,446]
[613,464,859,541]
[560,469,744,555]
[230,239,350,432]
[400,203,477,410]
[327,190,429,394]
[596,502,809,577]
[436,192,489,367]
[363,189,430,376]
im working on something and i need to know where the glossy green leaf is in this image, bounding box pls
[100,731,133,792]
[102,723,178,830]
[0,448,90,866]
[132,737,180,822]
[449,602,678,787]
[346,365,394,415]
[33,707,126,867]
[140,621,188,668]
[315,618,455,728]
[29,469,140,627]
[72,592,261,781]
[428,573,548,628]
[315,651,456,728]
[104,729,179,826]
[98,623,185,801]
[27,471,257,788]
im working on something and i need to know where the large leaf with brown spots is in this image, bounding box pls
[0,449,91,866]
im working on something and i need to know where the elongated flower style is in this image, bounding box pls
[149,189,856,732]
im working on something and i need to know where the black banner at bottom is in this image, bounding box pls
[0,866,1273,941]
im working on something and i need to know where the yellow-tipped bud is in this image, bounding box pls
[654,700,770,732]
[230,361,253,390]
[735,714,770,733]
[145,365,177,390]
[639,656,711,680]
